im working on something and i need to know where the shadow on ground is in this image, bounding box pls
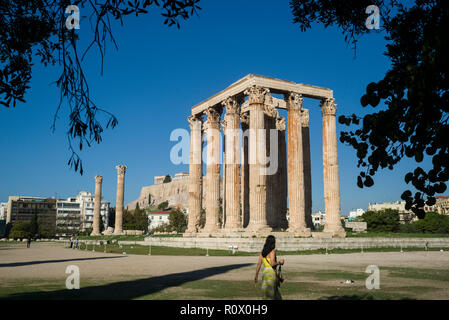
[320,295,414,300]
[3,263,253,300]
[0,256,126,268]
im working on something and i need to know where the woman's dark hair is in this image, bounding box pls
[261,235,276,257]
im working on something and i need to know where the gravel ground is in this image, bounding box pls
[1,242,449,282]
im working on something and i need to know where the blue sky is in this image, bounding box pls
[0,0,433,215]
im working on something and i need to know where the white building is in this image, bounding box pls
[368,201,409,212]
[56,197,81,233]
[311,211,325,227]
[76,191,110,231]
[0,202,7,220]
[368,201,417,223]
[148,210,170,230]
[349,208,365,220]
[55,192,110,233]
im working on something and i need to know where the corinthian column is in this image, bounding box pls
[240,113,250,228]
[276,117,288,229]
[245,86,271,233]
[91,175,103,236]
[202,107,221,233]
[321,98,346,237]
[222,97,241,231]
[186,115,203,234]
[114,165,127,235]
[285,92,311,237]
[301,109,314,229]
[264,103,278,228]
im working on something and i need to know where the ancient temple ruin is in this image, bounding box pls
[185,74,345,238]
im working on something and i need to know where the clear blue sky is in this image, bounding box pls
[0,0,433,215]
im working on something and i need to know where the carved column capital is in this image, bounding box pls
[284,92,303,111]
[301,109,310,127]
[240,112,249,125]
[116,165,127,176]
[188,115,202,129]
[203,107,221,130]
[221,97,240,115]
[205,107,221,122]
[275,117,286,131]
[95,175,103,183]
[264,104,279,118]
[244,85,270,105]
[320,98,337,116]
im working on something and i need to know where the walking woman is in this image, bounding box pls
[254,235,284,300]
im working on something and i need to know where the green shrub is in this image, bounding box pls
[152,223,171,233]
[403,212,449,234]
[168,209,187,233]
[157,201,169,211]
[9,221,31,239]
[361,209,400,232]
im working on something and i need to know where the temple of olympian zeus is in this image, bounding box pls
[185,74,346,238]
[91,165,128,235]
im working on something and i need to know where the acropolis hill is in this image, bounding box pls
[126,173,216,211]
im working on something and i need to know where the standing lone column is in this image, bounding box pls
[222,97,241,231]
[186,115,203,234]
[202,107,221,233]
[91,175,103,236]
[285,92,311,237]
[245,86,271,233]
[321,98,346,237]
[114,165,127,235]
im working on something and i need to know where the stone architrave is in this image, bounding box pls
[114,165,127,235]
[186,115,203,234]
[202,107,222,233]
[285,92,311,237]
[321,98,346,237]
[222,97,242,231]
[245,86,271,233]
[91,175,103,236]
[301,109,314,229]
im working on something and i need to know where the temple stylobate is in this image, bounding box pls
[185,74,345,238]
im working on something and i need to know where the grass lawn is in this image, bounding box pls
[76,234,148,241]
[1,270,441,300]
[346,232,449,238]
[72,242,449,256]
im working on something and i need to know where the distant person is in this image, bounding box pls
[70,235,73,248]
[75,237,79,249]
[254,235,284,300]
[27,235,31,248]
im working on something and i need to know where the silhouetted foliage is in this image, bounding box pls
[290,0,449,218]
[0,0,201,174]
[163,175,172,183]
